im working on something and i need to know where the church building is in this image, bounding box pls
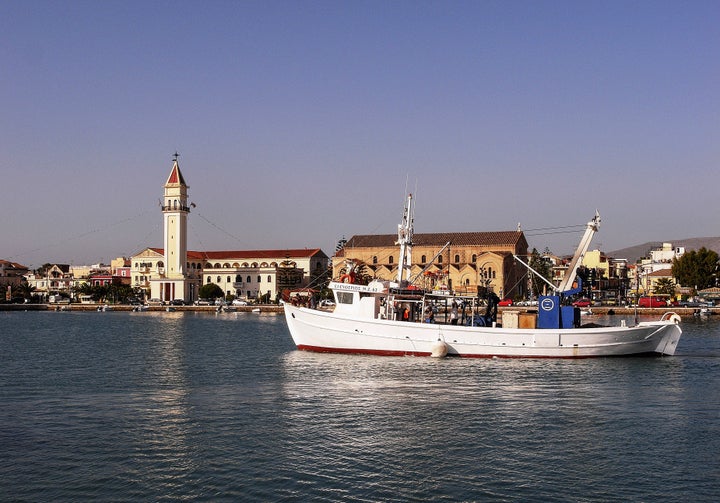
[131,156,328,304]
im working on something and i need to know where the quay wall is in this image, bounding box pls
[0,304,285,313]
[0,304,716,317]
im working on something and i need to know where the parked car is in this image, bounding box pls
[232,299,248,306]
[638,296,670,308]
[572,298,592,308]
[497,298,513,306]
[171,299,186,306]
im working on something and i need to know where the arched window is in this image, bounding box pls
[257,275,261,282]
[438,256,443,263]
[389,256,394,264]
[247,276,252,283]
[236,275,241,282]
[373,256,378,264]
[421,255,427,264]
[472,255,477,263]
[454,254,460,263]
[206,277,211,284]
[216,276,221,283]
[267,275,272,282]
[226,276,231,282]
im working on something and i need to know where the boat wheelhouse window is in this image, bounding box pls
[337,291,354,304]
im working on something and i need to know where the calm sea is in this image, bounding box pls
[1,310,719,502]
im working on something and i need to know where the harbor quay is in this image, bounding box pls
[0,303,284,313]
[1,303,714,318]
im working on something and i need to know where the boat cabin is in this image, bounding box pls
[330,280,387,319]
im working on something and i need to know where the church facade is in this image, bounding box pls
[333,231,529,300]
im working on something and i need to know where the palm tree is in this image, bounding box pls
[654,277,676,296]
[16,281,36,301]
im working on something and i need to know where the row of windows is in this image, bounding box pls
[133,261,302,269]
[206,275,274,284]
[371,254,485,265]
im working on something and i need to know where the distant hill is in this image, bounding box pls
[608,237,720,263]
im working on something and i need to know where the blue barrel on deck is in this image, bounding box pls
[561,306,580,328]
[538,295,561,329]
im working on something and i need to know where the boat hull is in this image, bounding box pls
[284,305,682,358]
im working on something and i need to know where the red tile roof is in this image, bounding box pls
[165,160,187,186]
[341,231,526,249]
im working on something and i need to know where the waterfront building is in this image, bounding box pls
[25,264,73,298]
[636,242,684,296]
[644,268,677,294]
[333,231,529,299]
[0,259,29,300]
[129,156,329,303]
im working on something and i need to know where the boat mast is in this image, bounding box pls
[557,211,601,293]
[396,193,414,283]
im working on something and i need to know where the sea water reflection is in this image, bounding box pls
[0,311,718,501]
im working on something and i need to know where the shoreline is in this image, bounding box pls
[1,303,716,317]
[0,303,285,313]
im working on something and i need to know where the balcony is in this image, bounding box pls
[161,204,190,212]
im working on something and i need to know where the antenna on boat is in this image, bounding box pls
[396,192,415,284]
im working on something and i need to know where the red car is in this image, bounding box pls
[498,298,513,306]
[572,298,592,308]
[638,296,670,308]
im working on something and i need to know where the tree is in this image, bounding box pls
[199,282,223,300]
[16,281,36,301]
[527,248,553,297]
[672,247,719,292]
[653,278,676,296]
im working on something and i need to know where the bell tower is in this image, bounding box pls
[163,152,189,279]
[150,152,197,303]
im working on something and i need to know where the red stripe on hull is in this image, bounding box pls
[295,345,664,359]
[296,344,431,357]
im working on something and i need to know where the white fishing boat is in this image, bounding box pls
[284,195,683,358]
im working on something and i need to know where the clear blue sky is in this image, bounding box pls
[2,0,718,268]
